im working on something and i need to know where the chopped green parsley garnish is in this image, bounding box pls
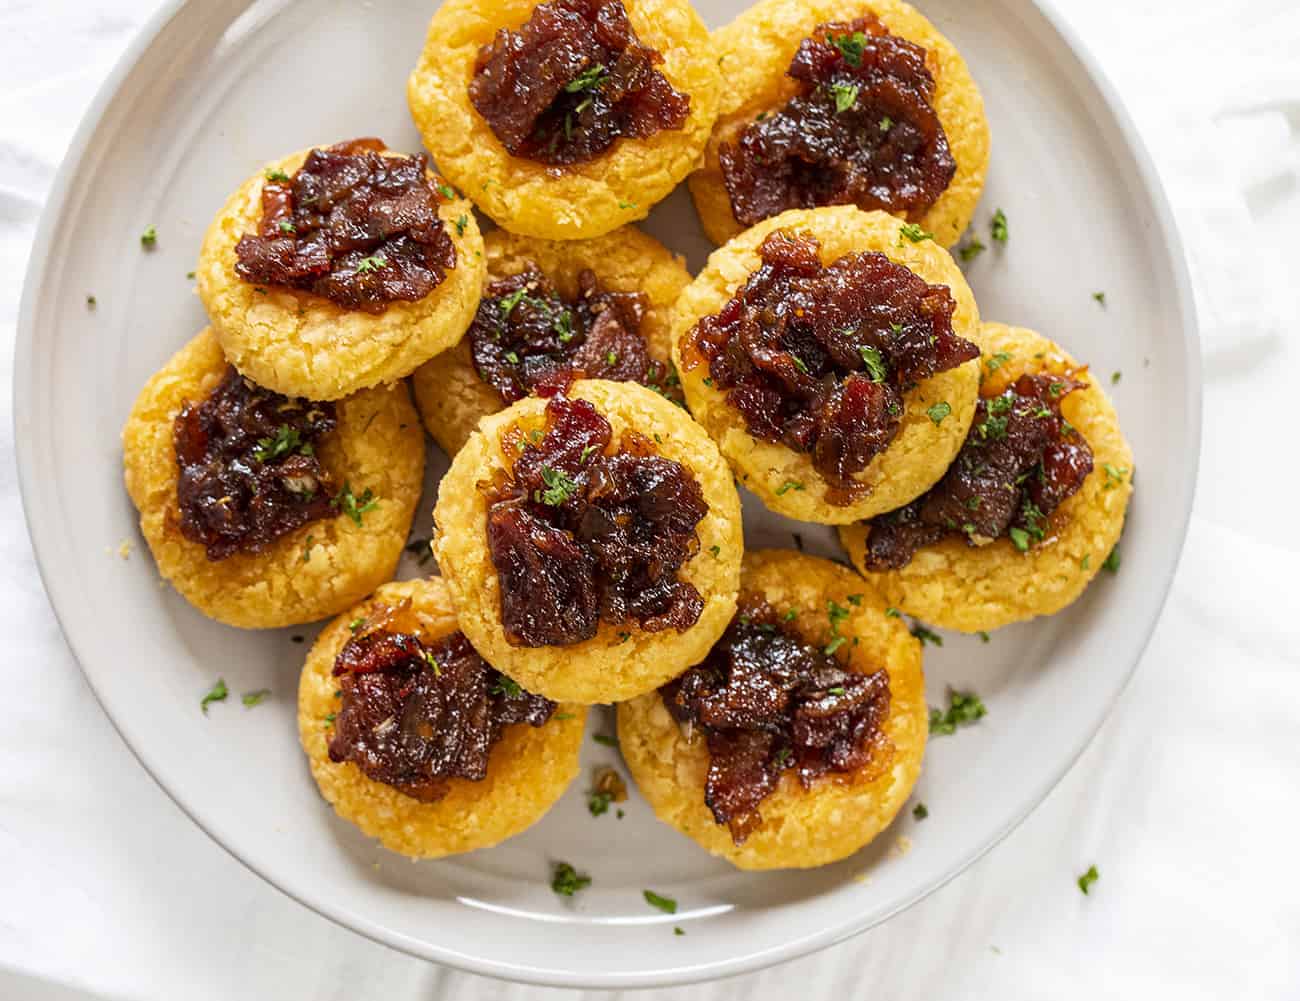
[859,344,887,382]
[505,351,520,365]
[454,214,468,236]
[491,676,523,699]
[565,63,608,93]
[498,287,527,317]
[593,733,618,747]
[1111,371,1122,385]
[1077,864,1099,895]
[554,309,575,342]
[879,115,893,132]
[791,353,810,374]
[674,926,685,936]
[958,238,986,262]
[709,544,721,558]
[1092,291,1106,307]
[332,482,379,526]
[580,444,599,465]
[885,606,901,618]
[86,294,97,308]
[354,254,387,274]
[201,678,228,714]
[588,789,613,816]
[252,424,304,464]
[606,350,618,366]
[911,623,943,647]
[538,466,577,506]
[829,30,867,67]
[823,599,853,656]
[776,480,805,495]
[1103,463,1128,488]
[912,802,929,821]
[349,617,365,632]
[436,181,456,200]
[302,535,315,562]
[264,168,290,182]
[278,220,296,234]
[551,862,592,896]
[985,351,1012,372]
[324,712,337,724]
[1102,548,1121,573]
[926,401,952,425]
[899,223,934,243]
[929,688,986,735]
[977,631,990,643]
[618,199,638,209]
[990,209,1008,244]
[241,689,271,708]
[828,81,859,113]
[1009,526,1031,552]
[140,225,157,248]
[643,889,678,914]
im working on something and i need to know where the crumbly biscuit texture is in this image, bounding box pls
[618,550,926,869]
[122,329,426,628]
[433,378,743,703]
[671,205,981,524]
[298,578,587,858]
[839,322,1135,632]
[407,0,721,239]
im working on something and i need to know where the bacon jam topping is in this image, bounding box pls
[468,0,690,166]
[469,265,679,405]
[173,365,337,560]
[683,230,978,502]
[864,373,1095,569]
[485,394,707,647]
[720,16,956,229]
[661,595,892,844]
[328,617,555,801]
[234,138,457,313]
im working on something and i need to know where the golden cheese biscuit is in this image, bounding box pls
[122,329,426,629]
[196,144,485,401]
[671,205,981,524]
[298,578,587,858]
[688,0,990,248]
[407,0,721,240]
[839,322,1135,632]
[433,379,742,703]
[411,225,690,456]
[618,550,926,870]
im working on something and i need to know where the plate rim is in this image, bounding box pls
[13,0,1202,988]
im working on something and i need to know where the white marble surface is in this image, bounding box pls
[2,1,1298,998]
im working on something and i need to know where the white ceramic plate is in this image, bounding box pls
[14,0,1199,988]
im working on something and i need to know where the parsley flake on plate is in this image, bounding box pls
[201,678,228,714]
[551,862,591,897]
[643,889,677,914]
[928,688,986,735]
